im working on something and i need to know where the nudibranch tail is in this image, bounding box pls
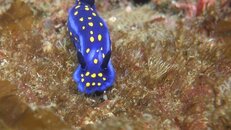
[76,0,95,6]
[68,0,116,94]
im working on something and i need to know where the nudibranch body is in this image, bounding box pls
[67,0,115,94]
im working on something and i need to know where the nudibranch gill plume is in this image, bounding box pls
[67,0,116,94]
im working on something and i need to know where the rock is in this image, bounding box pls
[0,80,72,130]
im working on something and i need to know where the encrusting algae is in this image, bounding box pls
[0,0,231,129]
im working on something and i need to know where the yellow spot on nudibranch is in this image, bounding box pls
[92,12,97,16]
[98,34,102,41]
[85,72,90,76]
[86,82,90,87]
[81,78,84,82]
[88,17,92,20]
[79,17,84,22]
[103,77,106,81]
[99,22,103,27]
[91,73,96,78]
[90,31,93,34]
[74,11,78,15]
[75,5,80,9]
[81,74,84,77]
[100,47,103,51]
[88,22,93,27]
[90,36,94,42]
[97,82,101,86]
[86,48,90,53]
[70,32,72,36]
[82,26,86,30]
[92,82,96,86]
[85,7,89,11]
[102,53,105,58]
[94,59,98,64]
[98,73,103,77]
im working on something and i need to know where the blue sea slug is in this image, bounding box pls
[67,0,116,94]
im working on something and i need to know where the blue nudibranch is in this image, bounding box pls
[67,0,115,94]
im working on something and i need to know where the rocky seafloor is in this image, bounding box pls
[0,0,231,130]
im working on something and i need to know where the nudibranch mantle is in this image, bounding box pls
[67,0,115,94]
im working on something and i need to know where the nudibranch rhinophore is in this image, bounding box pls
[67,0,115,94]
